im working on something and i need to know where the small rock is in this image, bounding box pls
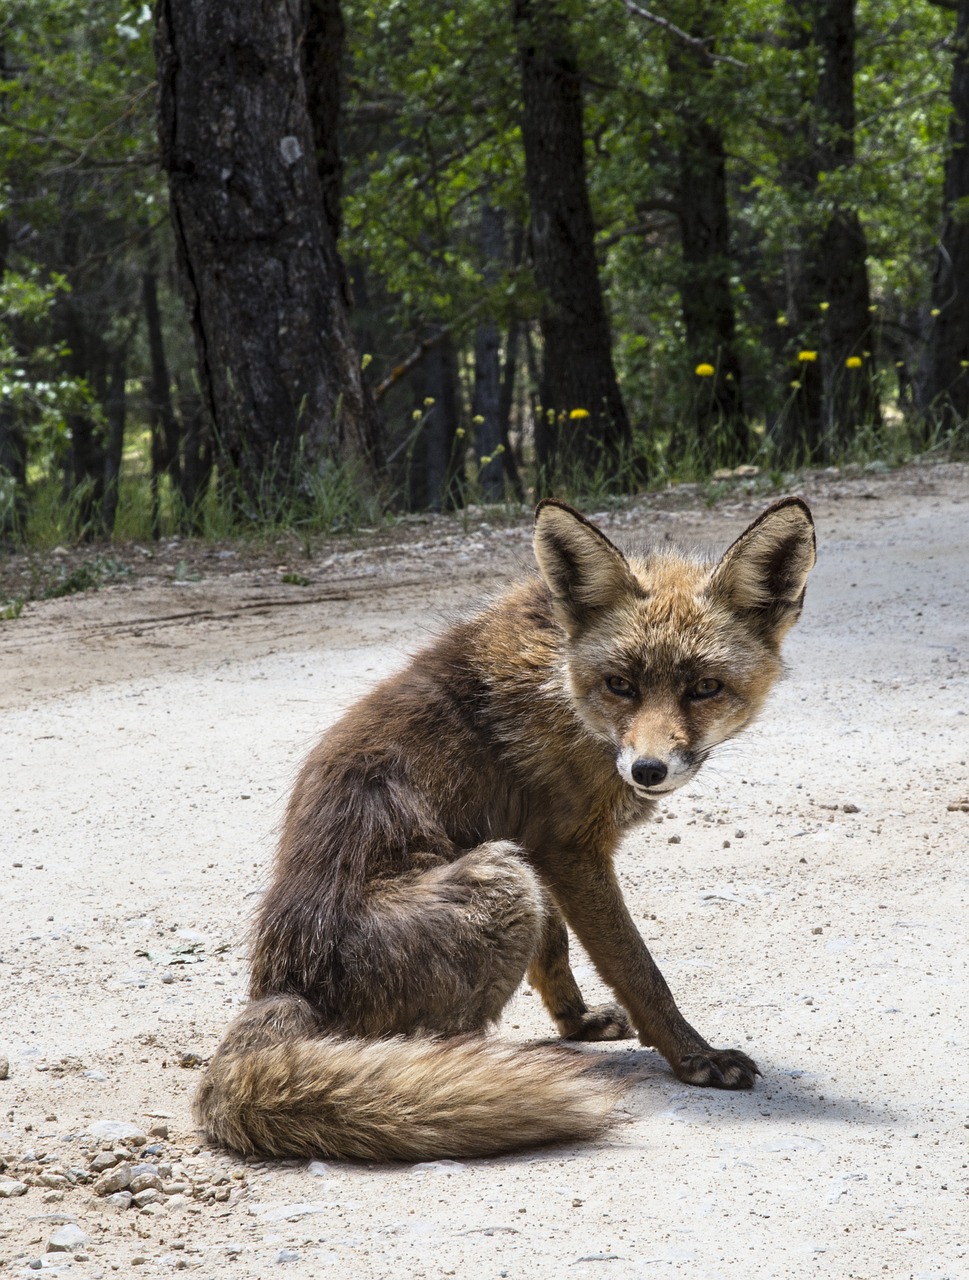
[0,1177,28,1197]
[132,1188,163,1208]
[47,1223,87,1253]
[39,1172,70,1189]
[129,1165,162,1194]
[842,803,860,814]
[276,1249,300,1263]
[306,1160,331,1177]
[88,1121,146,1143]
[27,1260,42,1272]
[94,1165,133,1195]
[148,1123,169,1140]
[106,1190,133,1209]
[0,1055,9,1080]
[89,1151,120,1173]
[178,1052,203,1069]
[82,1070,108,1082]
[41,1189,65,1203]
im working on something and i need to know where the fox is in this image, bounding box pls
[194,496,816,1161]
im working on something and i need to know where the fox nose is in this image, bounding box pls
[631,757,668,788]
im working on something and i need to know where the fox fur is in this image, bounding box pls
[195,497,816,1161]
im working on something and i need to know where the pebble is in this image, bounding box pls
[47,1223,87,1253]
[88,1121,146,1143]
[276,1249,300,1263]
[106,1191,133,1209]
[148,1123,169,1140]
[89,1151,120,1173]
[0,1177,28,1197]
[94,1164,133,1195]
[0,1055,9,1079]
[133,1188,164,1208]
[129,1166,162,1194]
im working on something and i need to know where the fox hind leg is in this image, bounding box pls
[340,839,546,1038]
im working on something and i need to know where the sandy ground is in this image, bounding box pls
[0,460,967,1279]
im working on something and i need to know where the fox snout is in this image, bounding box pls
[616,744,696,794]
[630,757,668,788]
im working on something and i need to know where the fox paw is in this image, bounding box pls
[561,1004,634,1042]
[674,1049,760,1090]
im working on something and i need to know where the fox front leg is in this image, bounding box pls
[549,859,759,1089]
[527,907,634,1042]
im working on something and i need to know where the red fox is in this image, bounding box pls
[195,497,816,1160]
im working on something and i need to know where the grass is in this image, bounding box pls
[1,396,964,623]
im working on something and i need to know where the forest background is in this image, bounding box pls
[2,0,968,552]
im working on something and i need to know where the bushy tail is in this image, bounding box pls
[194,1034,619,1161]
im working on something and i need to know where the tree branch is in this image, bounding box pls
[621,0,747,70]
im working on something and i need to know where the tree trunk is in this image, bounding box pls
[514,0,632,490]
[775,0,878,460]
[918,0,969,432]
[667,8,746,462]
[101,343,127,537]
[155,0,381,515]
[142,268,182,496]
[416,328,463,511]
[472,201,505,501]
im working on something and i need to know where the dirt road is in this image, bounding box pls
[1,461,966,1278]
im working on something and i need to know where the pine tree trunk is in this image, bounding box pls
[667,7,746,462]
[514,0,632,489]
[918,0,969,433]
[775,0,878,460]
[155,0,381,515]
[472,201,505,501]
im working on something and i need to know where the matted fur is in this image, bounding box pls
[194,499,815,1161]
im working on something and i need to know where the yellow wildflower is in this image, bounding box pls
[845,356,862,369]
[569,408,590,419]
[694,363,715,378]
[819,301,830,312]
[931,308,941,317]
[777,314,788,327]
[797,350,817,362]
[790,380,802,389]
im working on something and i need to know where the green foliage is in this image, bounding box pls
[1,0,964,541]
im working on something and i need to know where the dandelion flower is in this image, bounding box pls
[361,352,373,371]
[819,301,830,312]
[790,380,802,389]
[931,308,941,317]
[797,350,818,362]
[569,408,590,419]
[694,363,715,378]
[845,356,862,369]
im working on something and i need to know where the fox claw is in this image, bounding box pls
[675,1049,759,1090]
[562,1004,635,1042]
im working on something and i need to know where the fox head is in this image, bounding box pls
[533,498,816,798]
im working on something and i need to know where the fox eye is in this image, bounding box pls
[605,675,636,698]
[690,678,723,700]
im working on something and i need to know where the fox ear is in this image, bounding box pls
[709,497,816,645]
[533,500,637,636]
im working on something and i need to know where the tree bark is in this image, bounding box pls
[155,0,381,515]
[514,0,632,489]
[472,200,505,501]
[918,0,969,431]
[775,0,878,460]
[666,5,746,461]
